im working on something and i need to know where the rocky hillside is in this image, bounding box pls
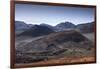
[16,30,93,63]
[16,30,92,52]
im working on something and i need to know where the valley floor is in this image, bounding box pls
[15,56,95,68]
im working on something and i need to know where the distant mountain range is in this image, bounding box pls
[15,21,33,31]
[15,20,94,37]
[17,25,55,37]
[76,22,94,33]
[55,22,76,31]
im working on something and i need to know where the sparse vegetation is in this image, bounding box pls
[15,22,95,66]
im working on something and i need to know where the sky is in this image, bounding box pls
[15,4,95,26]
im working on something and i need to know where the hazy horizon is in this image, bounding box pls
[15,4,95,26]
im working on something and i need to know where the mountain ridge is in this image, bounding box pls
[15,20,94,36]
